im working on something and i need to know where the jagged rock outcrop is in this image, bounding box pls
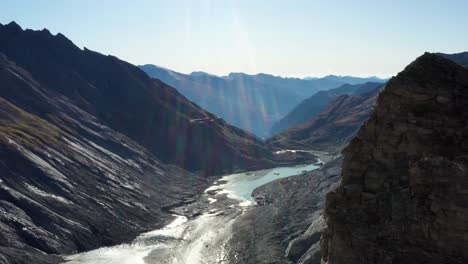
[321,53,468,264]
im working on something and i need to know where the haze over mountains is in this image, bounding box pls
[140,64,386,138]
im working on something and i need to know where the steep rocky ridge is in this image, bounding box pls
[268,87,382,152]
[270,82,383,135]
[321,53,468,264]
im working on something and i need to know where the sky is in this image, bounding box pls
[1,0,467,78]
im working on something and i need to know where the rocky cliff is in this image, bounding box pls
[321,53,468,264]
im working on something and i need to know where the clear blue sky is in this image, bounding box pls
[1,0,467,77]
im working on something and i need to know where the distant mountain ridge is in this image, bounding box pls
[270,82,384,135]
[268,86,381,152]
[140,64,386,137]
[437,51,468,67]
[305,75,386,84]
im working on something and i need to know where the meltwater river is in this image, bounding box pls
[64,162,321,264]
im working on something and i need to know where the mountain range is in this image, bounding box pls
[0,21,303,262]
[140,64,386,138]
[1,20,467,264]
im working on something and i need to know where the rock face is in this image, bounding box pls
[285,211,326,264]
[0,22,276,176]
[270,82,384,135]
[321,53,468,264]
[268,86,382,152]
[140,65,385,138]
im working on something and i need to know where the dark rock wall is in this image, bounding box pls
[321,53,468,264]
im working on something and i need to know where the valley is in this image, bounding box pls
[0,4,467,263]
[140,65,385,138]
[64,162,323,264]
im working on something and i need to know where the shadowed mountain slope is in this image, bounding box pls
[270,82,383,135]
[0,22,278,176]
[0,50,209,263]
[268,86,381,152]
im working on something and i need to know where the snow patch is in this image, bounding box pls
[274,149,297,155]
[25,184,72,204]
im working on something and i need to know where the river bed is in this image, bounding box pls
[63,162,321,264]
